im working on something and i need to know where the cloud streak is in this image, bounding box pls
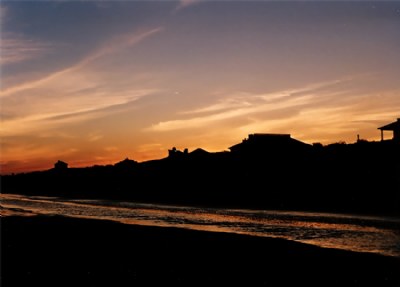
[0,27,163,98]
[0,33,53,65]
[0,27,163,137]
[175,0,202,12]
[147,78,400,145]
[148,80,344,132]
[0,4,8,23]
[0,84,156,137]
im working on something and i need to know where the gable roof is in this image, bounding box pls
[190,148,209,155]
[229,133,309,151]
[378,119,400,131]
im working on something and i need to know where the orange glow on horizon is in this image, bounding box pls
[0,126,388,175]
[1,1,399,175]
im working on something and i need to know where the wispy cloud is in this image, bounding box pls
[180,79,347,116]
[0,4,8,21]
[147,78,400,144]
[0,27,163,137]
[0,87,156,137]
[0,33,53,65]
[174,0,202,12]
[0,27,163,97]
[148,81,342,132]
[180,93,254,115]
[87,132,104,142]
[78,27,163,69]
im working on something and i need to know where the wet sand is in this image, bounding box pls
[2,215,400,286]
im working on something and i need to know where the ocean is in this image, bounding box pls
[1,193,399,257]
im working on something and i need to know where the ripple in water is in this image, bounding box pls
[1,194,400,257]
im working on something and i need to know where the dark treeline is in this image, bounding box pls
[2,136,400,216]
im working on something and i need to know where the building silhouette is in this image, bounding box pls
[229,133,310,154]
[114,158,138,169]
[54,160,68,170]
[378,118,400,142]
[168,147,188,159]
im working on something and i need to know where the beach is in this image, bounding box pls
[2,215,399,287]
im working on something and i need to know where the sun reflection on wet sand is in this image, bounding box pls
[1,194,399,257]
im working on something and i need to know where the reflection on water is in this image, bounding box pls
[1,194,400,257]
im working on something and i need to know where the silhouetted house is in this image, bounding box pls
[378,118,400,142]
[190,148,209,156]
[189,148,210,159]
[114,158,138,170]
[54,160,68,170]
[229,134,310,156]
[168,147,188,159]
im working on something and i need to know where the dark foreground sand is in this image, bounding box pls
[2,215,400,287]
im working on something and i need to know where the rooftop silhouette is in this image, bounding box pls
[378,118,400,142]
[229,133,310,154]
[54,160,68,170]
[2,118,399,216]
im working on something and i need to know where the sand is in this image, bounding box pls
[2,215,399,287]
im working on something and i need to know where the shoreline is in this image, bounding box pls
[3,192,400,220]
[2,195,400,259]
[2,215,400,286]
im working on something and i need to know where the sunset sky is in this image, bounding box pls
[1,1,400,173]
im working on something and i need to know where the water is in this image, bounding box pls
[1,193,400,257]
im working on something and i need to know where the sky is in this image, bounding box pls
[1,1,400,173]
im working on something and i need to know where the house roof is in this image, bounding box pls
[190,148,209,155]
[229,133,309,151]
[228,142,243,150]
[378,119,400,131]
[250,133,290,137]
